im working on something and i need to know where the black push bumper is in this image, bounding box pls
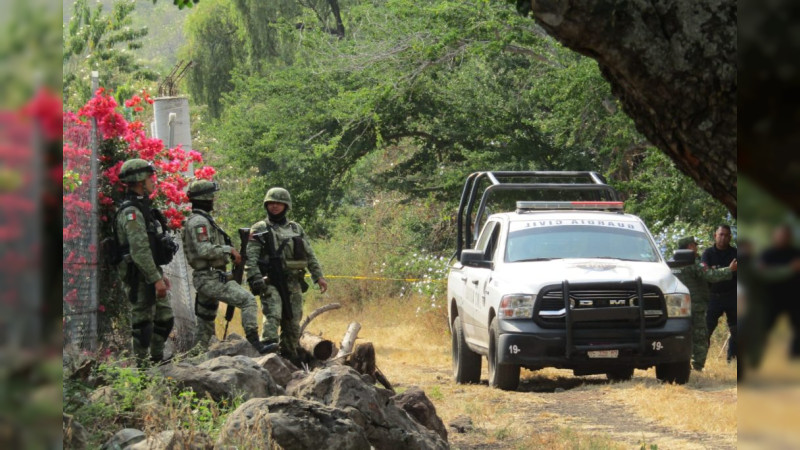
[497,317,691,371]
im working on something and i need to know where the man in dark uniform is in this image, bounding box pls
[673,236,736,371]
[759,224,800,359]
[701,224,738,362]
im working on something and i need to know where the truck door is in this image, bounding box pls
[464,221,500,348]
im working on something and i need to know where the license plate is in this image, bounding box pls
[587,349,619,358]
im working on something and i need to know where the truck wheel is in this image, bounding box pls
[452,316,481,384]
[606,367,634,382]
[488,318,520,391]
[655,360,691,384]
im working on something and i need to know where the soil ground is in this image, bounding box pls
[296,298,739,449]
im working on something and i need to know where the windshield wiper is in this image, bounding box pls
[513,257,559,262]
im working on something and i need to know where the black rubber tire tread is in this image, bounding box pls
[488,318,520,391]
[655,360,691,384]
[452,316,481,384]
[606,366,634,382]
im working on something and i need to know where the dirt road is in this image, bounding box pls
[308,301,738,449]
[388,361,736,449]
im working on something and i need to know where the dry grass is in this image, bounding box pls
[215,294,737,448]
[602,327,737,436]
[738,317,800,448]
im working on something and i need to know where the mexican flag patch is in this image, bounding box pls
[126,211,136,221]
[196,225,209,242]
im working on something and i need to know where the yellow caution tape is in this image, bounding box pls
[304,274,446,283]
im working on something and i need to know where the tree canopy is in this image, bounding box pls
[181,0,728,238]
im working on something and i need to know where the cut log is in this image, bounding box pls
[336,322,361,359]
[299,303,342,335]
[300,332,336,361]
[345,342,395,393]
[374,367,394,393]
[347,342,376,376]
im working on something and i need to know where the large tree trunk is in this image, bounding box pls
[525,0,737,215]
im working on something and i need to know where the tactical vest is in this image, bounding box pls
[183,210,232,270]
[264,222,308,271]
[109,196,177,266]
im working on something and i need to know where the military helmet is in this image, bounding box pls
[119,158,156,183]
[263,187,291,210]
[677,236,697,249]
[187,180,220,201]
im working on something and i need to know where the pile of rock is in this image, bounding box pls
[70,334,449,450]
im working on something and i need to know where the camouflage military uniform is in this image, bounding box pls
[673,258,732,370]
[183,210,261,352]
[115,195,174,363]
[246,213,324,357]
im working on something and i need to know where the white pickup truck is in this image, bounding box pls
[448,172,692,390]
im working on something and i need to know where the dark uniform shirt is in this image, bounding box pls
[701,245,737,295]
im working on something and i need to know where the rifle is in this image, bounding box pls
[253,227,293,321]
[222,227,250,339]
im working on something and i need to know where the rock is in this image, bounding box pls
[255,353,299,388]
[63,413,88,449]
[215,397,274,448]
[554,387,565,393]
[448,415,474,434]
[157,355,283,402]
[102,428,145,449]
[287,365,448,450]
[392,386,448,441]
[205,333,261,359]
[68,359,96,383]
[219,396,371,450]
[127,430,213,450]
[89,385,116,404]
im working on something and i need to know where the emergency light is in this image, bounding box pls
[516,201,625,212]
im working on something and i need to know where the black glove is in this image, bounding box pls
[249,277,266,295]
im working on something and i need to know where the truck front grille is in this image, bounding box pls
[535,285,666,328]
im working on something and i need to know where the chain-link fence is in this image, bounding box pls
[63,201,198,354]
[63,89,198,355]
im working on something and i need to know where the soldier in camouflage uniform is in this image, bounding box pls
[246,188,328,358]
[114,158,174,365]
[182,180,277,355]
[672,236,737,371]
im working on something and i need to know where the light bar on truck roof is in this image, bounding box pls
[516,201,625,212]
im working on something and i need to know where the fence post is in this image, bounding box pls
[88,71,99,351]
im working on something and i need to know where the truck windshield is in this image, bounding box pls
[506,225,660,263]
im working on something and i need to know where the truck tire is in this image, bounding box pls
[452,316,481,384]
[488,318,520,391]
[606,366,634,382]
[655,360,691,384]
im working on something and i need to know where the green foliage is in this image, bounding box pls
[63,0,159,109]
[170,0,201,9]
[0,0,62,108]
[189,0,728,243]
[616,150,729,229]
[180,0,247,117]
[180,0,731,309]
[64,358,242,447]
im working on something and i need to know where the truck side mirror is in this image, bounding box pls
[667,249,695,268]
[460,249,493,269]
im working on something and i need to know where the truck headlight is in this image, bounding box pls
[500,294,534,319]
[664,293,691,317]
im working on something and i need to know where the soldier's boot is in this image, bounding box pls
[132,321,153,367]
[150,318,174,363]
[247,331,278,354]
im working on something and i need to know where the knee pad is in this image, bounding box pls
[153,317,174,339]
[132,321,154,348]
[195,296,219,321]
